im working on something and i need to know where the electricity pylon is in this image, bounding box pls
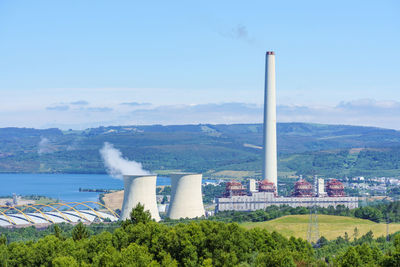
[307,201,319,245]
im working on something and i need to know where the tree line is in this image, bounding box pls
[2,204,400,266]
[0,204,315,266]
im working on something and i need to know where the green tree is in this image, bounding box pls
[353,227,359,241]
[344,232,350,242]
[119,243,158,266]
[72,222,90,241]
[130,203,152,224]
[336,247,362,267]
[0,234,6,245]
[0,244,8,266]
[52,256,79,267]
[53,224,64,240]
[254,250,296,267]
[316,236,328,247]
[394,234,400,250]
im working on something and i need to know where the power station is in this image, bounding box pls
[215,177,358,212]
[263,51,278,191]
[215,51,358,212]
[167,173,205,219]
[117,51,358,221]
[120,173,205,221]
[0,51,361,229]
[120,175,161,222]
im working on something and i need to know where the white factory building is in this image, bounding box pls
[0,210,118,228]
[216,192,359,212]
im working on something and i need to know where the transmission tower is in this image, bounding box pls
[307,201,320,245]
[385,180,390,243]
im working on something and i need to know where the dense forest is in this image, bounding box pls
[1,123,400,178]
[1,204,400,266]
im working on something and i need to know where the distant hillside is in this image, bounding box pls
[1,123,400,178]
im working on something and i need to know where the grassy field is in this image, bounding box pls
[241,215,400,240]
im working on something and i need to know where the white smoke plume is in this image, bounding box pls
[38,137,57,155]
[99,142,151,179]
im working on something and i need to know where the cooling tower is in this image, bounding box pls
[262,51,278,191]
[167,173,205,219]
[120,175,161,222]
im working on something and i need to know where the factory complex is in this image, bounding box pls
[215,51,358,212]
[215,178,358,212]
[120,173,205,222]
[0,51,359,228]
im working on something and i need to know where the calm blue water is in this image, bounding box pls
[0,174,216,204]
[0,174,171,203]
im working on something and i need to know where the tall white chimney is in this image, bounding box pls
[262,51,277,191]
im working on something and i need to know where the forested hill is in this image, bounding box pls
[1,123,400,178]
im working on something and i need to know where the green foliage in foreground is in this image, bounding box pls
[313,230,400,266]
[4,203,400,266]
[0,220,315,266]
[128,202,152,225]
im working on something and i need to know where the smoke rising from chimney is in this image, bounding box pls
[99,142,151,179]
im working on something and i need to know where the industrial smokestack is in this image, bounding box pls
[167,173,205,219]
[262,51,277,191]
[120,175,161,222]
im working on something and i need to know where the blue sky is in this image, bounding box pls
[0,1,399,129]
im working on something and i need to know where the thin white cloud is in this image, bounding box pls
[120,102,152,107]
[1,99,400,130]
[277,99,400,129]
[46,105,69,111]
[86,107,113,112]
[70,100,89,105]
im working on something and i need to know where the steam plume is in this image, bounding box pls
[38,137,56,155]
[99,142,151,179]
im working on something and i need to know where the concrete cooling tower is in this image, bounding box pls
[120,175,161,222]
[167,173,205,219]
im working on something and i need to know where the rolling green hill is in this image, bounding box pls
[1,123,400,178]
[241,214,400,240]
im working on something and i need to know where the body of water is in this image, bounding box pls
[0,174,171,203]
[0,174,216,204]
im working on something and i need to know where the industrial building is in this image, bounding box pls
[215,52,358,212]
[293,178,313,197]
[216,192,359,211]
[120,175,161,222]
[167,173,205,219]
[0,201,118,228]
[215,178,359,212]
